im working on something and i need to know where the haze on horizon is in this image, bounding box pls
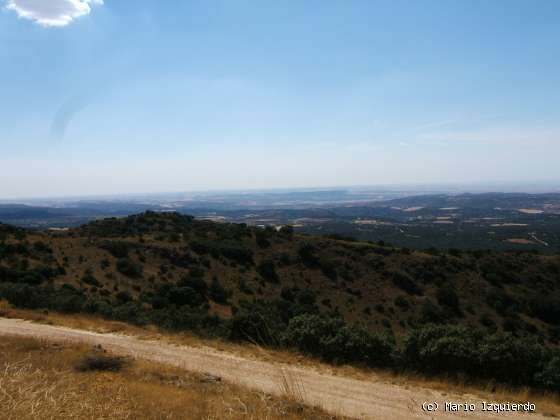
[1,0,559,199]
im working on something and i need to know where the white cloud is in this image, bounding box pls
[6,0,103,27]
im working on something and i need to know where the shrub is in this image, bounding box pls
[319,258,338,281]
[531,296,560,325]
[394,295,410,310]
[283,314,394,367]
[238,278,254,295]
[209,277,229,304]
[283,314,342,356]
[486,287,517,315]
[280,287,295,302]
[535,354,560,388]
[403,325,485,376]
[323,324,394,367]
[279,225,294,237]
[82,270,100,287]
[255,230,271,248]
[76,352,127,372]
[217,241,254,265]
[168,286,205,307]
[228,300,285,345]
[403,324,551,387]
[419,300,445,324]
[257,260,279,283]
[479,313,496,330]
[296,289,317,305]
[391,271,422,295]
[33,241,52,253]
[178,275,207,295]
[298,243,319,267]
[101,241,132,258]
[436,286,460,311]
[116,291,132,303]
[116,258,143,278]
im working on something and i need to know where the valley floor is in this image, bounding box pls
[1,316,557,419]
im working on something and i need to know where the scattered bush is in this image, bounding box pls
[531,296,560,325]
[228,300,284,345]
[116,258,143,278]
[209,277,229,304]
[391,271,422,295]
[101,241,132,258]
[283,314,394,367]
[257,259,279,283]
[82,270,100,287]
[436,285,460,312]
[298,243,319,267]
[168,286,205,307]
[394,295,410,310]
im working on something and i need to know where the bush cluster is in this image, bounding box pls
[403,324,560,389]
[1,279,559,390]
[283,314,394,367]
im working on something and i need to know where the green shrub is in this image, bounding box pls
[403,325,551,387]
[535,354,560,388]
[419,300,445,324]
[436,286,460,311]
[101,241,132,258]
[283,314,394,367]
[298,243,319,267]
[531,296,560,325]
[257,260,279,283]
[392,271,422,295]
[116,258,143,278]
[394,295,410,310]
[168,286,205,307]
[255,230,271,248]
[228,300,285,345]
[209,277,229,304]
[116,291,132,303]
[178,275,207,295]
[82,270,100,287]
[319,258,338,281]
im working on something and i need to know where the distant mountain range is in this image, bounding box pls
[1,191,560,251]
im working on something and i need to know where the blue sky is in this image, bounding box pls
[1,0,559,198]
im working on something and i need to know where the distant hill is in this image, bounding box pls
[0,204,72,220]
[2,192,560,251]
[1,212,559,389]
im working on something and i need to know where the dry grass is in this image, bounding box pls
[3,308,560,418]
[0,299,10,317]
[278,367,306,405]
[0,335,340,420]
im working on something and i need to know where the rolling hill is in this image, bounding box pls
[1,212,559,389]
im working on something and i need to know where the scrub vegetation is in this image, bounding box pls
[1,212,560,390]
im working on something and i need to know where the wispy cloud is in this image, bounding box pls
[419,126,560,145]
[411,119,457,132]
[5,0,103,27]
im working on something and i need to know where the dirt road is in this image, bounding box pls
[0,317,548,419]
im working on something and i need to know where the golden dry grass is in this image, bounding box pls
[0,335,340,420]
[3,306,560,418]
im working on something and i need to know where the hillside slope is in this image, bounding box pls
[1,212,560,388]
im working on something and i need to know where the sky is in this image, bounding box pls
[1,0,559,199]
